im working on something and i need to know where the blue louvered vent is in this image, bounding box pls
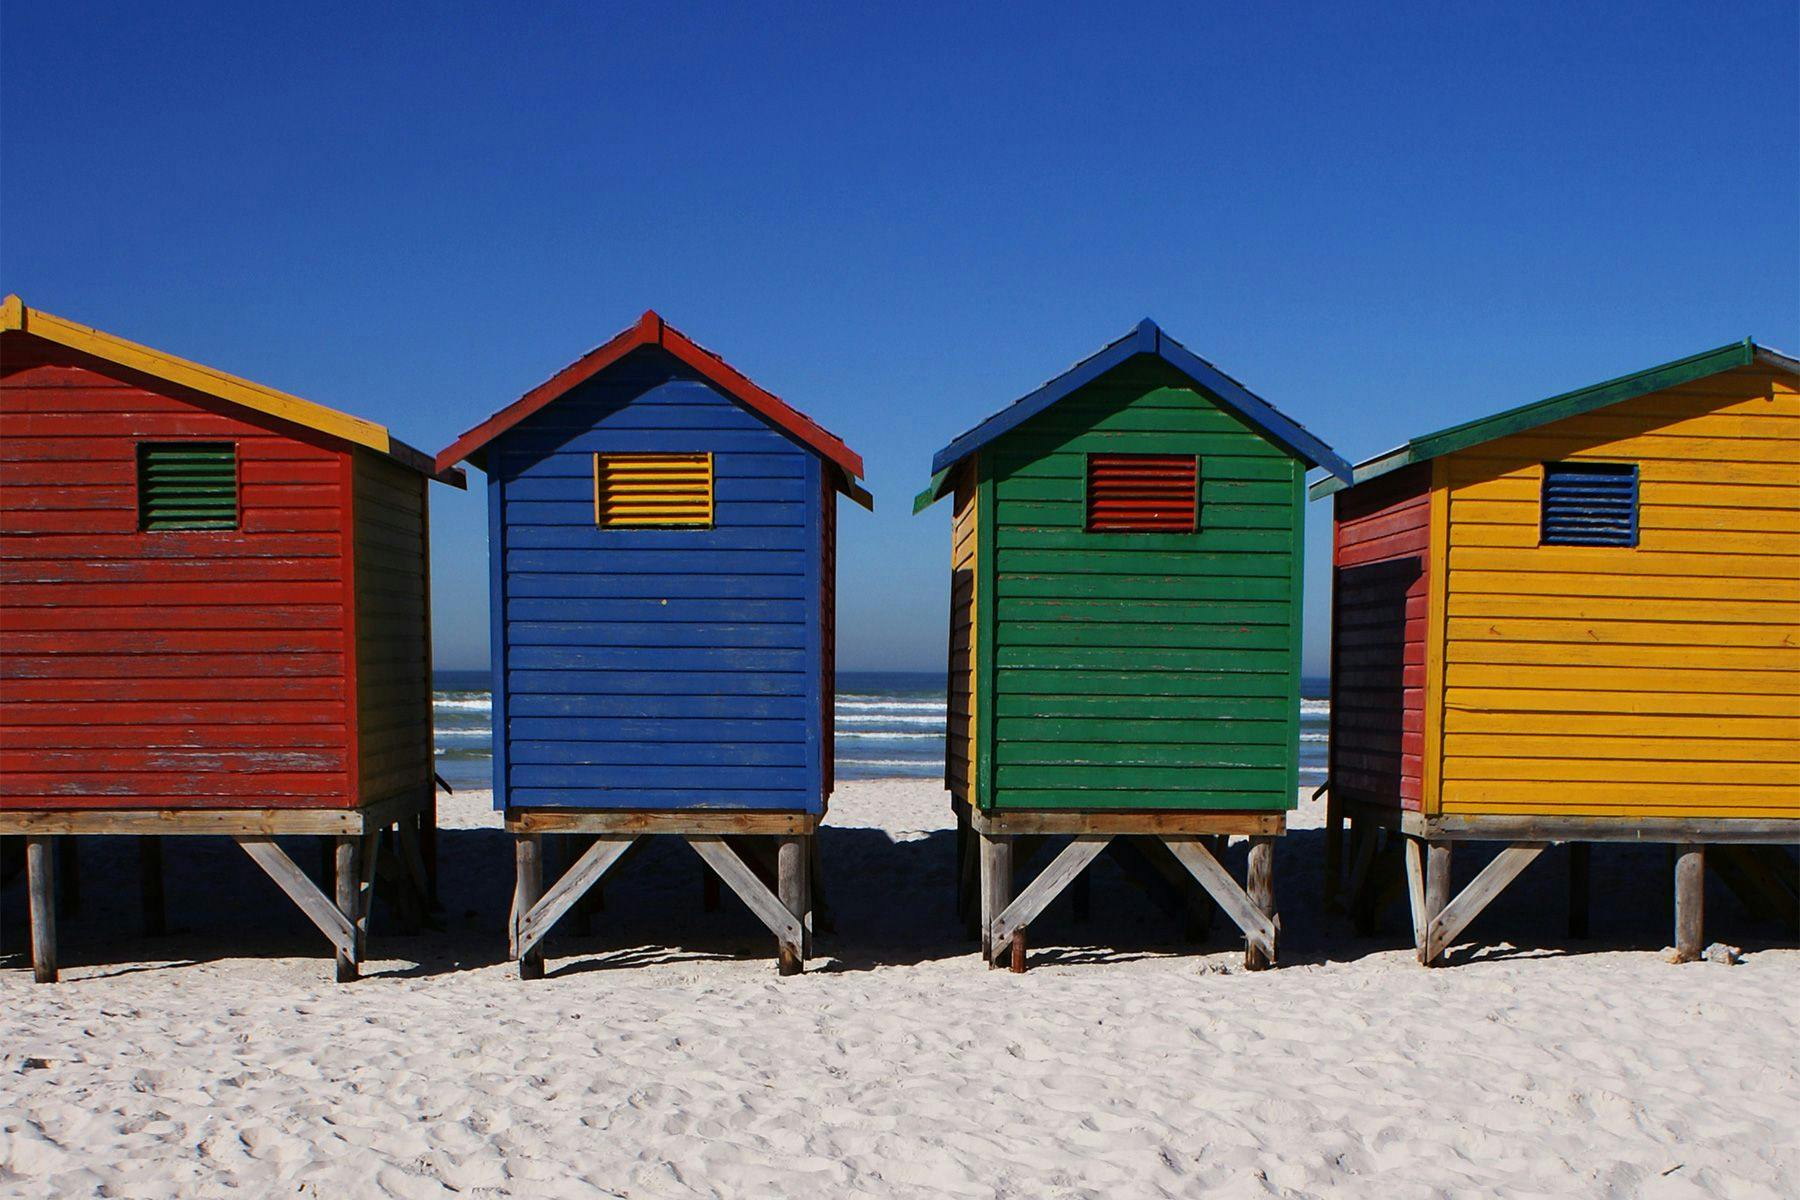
[1541,462,1638,547]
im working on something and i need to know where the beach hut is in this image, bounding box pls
[0,296,463,983]
[1314,340,1800,964]
[914,319,1351,970]
[436,311,869,977]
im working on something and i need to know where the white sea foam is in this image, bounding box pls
[835,714,944,727]
[836,731,942,741]
[434,696,493,712]
[836,698,945,712]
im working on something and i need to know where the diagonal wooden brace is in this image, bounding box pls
[1424,841,1547,963]
[515,835,635,960]
[236,837,356,960]
[1162,837,1278,963]
[989,835,1112,954]
[687,836,804,954]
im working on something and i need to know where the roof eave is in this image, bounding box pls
[929,318,1351,482]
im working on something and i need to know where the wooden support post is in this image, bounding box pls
[334,836,360,983]
[1421,841,1451,966]
[1674,844,1704,964]
[777,835,807,976]
[1323,791,1344,908]
[1425,842,1544,964]
[1008,928,1027,973]
[1568,842,1590,939]
[140,836,166,938]
[989,836,1111,969]
[686,837,803,970]
[26,836,57,984]
[980,832,1012,967]
[514,834,545,980]
[56,836,79,918]
[1244,836,1276,970]
[514,836,633,961]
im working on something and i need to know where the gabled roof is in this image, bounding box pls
[1,295,463,486]
[1308,338,1800,500]
[915,319,1350,512]
[436,311,871,507]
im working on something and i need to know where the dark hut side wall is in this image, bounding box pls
[352,449,433,805]
[0,334,355,810]
[1329,463,1430,812]
[983,357,1304,812]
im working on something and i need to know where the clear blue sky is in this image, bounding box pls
[4,3,1795,673]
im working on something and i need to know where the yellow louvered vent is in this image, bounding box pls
[594,452,714,527]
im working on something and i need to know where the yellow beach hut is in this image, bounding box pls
[1312,339,1799,964]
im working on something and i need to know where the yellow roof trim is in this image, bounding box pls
[1,294,389,453]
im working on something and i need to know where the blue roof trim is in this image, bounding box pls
[927,319,1352,482]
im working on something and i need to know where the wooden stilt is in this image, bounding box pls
[687,837,803,971]
[980,831,1012,967]
[1244,835,1276,970]
[1568,842,1590,939]
[1323,790,1344,908]
[1421,841,1451,966]
[140,836,166,938]
[56,837,79,918]
[1425,842,1545,963]
[989,836,1111,967]
[513,836,633,961]
[1008,927,1027,973]
[1674,844,1704,963]
[514,834,545,979]
[334,836,360,983]
[777,835,807,976]
[27,836,57,984]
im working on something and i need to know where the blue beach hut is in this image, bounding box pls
[437,311,870,975]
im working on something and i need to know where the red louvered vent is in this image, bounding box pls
[1086,453,1199,532]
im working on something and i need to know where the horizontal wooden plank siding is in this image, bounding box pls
[493,346,821,812]
[945,460,979,802]
[1330,464,1430,812]
[1438,363,1800,819]
[983,357,1302,811]
[352,449,433,806]
[0,333,354,810]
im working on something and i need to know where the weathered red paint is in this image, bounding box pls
[1329,463,1430,812]
[0,330,438,812]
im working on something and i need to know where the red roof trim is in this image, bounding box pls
[435,311,865,484]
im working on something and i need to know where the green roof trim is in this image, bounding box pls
[912,468,952,514]
[1310,339,1794,501]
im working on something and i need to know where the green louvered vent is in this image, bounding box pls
[137,442,239,530]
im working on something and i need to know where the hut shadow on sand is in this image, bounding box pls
[3,816,1793,981]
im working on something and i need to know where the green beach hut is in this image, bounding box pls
[915,319,1350,970]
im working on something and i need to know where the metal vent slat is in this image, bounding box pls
[1087,453,1198,533]
[137,442,238,531]
[1541,462,1636,547]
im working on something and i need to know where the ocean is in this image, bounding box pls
[432,670,1331,791]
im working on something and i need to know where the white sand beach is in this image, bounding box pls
[2,781,1796,1199]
